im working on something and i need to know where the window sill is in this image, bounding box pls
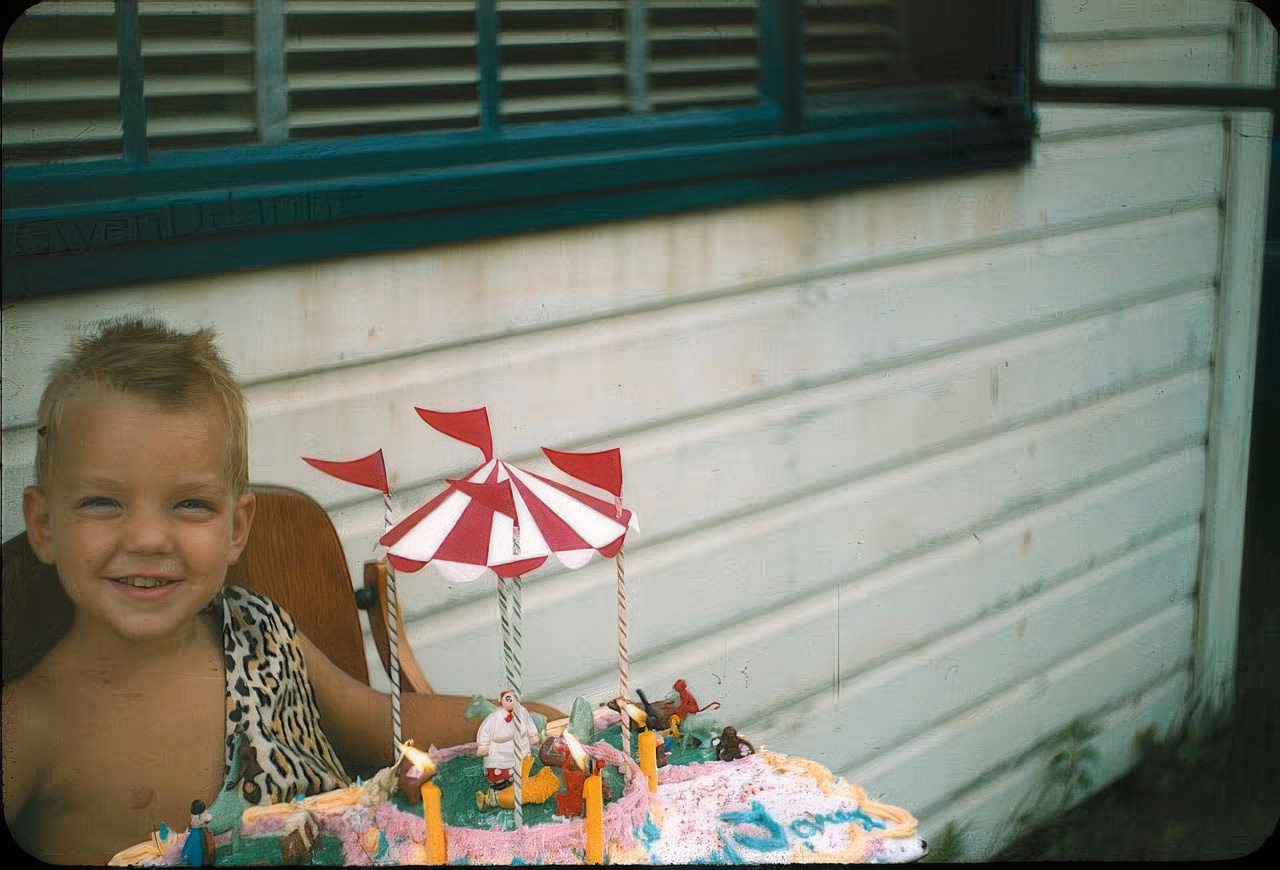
[2,100,1033,300]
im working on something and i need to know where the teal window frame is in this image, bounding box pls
[2,0,1036,300]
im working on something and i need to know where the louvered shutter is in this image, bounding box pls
[498,0,760,126]
[139,0,257,152]
[3,0,1003,166]
[3,1,123,164]
[648,0,759,111]
[2,0,256,164]
[499,1,628,124]
[802,0,912,95]
[285,0,480,139]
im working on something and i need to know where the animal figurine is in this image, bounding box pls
[713,726,755,762]
[476,754,560,810]
[670,678,721,720]
[556,758,588,818]
[675,711,717,750]
[207,728,256,846]
[610,679,721,735]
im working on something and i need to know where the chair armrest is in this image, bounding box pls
[360,560,434,694]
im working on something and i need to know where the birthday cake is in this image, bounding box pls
[111,414,925,865]
[109,702,925,866]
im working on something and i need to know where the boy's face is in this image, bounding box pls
[22,386,255,646]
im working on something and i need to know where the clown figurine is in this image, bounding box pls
[475,690,540,793]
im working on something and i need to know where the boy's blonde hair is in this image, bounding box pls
[35,318,249,494]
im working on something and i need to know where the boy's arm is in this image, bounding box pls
[296,632,562,776]
[2,680,48,831]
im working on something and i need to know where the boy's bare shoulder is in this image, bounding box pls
[2,665,60,826]
[3,661,59,740]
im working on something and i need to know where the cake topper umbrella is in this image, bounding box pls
[381,408,637,583]
[379,407,638,824]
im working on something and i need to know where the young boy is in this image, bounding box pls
[2,319,559,864]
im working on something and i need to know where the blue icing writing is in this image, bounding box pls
[790,806,885,840]
[639,816,662,846]
[696,830,745,864]
[718,800,789,852]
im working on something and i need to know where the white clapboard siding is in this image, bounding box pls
[920,669,1192,859]
[1041,32,1233,85]
[416,369,1209,700]
[0,123,1222,433]
[1040,0,1234,34]
[383,288,1213,630]
[235,203,1213,578]
[1,2,1269,860]
[231,122,1224,497]
[742,522,1200,769]
[856,599,1195,813]
[1037,0,1232,139]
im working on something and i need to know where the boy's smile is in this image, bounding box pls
[22,385,255,650]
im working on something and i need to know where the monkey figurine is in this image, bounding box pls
[713,726,755,762]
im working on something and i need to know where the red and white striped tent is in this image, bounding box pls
[379,407,638,580]
[380,456,638,581]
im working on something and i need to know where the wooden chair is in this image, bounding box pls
[2,484,431,691]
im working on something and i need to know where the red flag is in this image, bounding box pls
[448,478,518,519]
[416,407,494,461]
[302,449,389,494]
[541,447,623,497]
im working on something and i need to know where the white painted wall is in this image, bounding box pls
[2,0,1271,859]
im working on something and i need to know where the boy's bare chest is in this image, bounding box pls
[34,664,228,861]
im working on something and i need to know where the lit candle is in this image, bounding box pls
[584,766,604,865]
[420,781,447,865]
[637,729,658,793]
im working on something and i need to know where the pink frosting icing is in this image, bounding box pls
[314,739,651,865]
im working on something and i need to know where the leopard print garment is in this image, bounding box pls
[219,586,350,805]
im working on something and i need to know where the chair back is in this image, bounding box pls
[2,485,369,685]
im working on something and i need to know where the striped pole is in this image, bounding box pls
[614,495,631,757]
[384,492,402,758]
[509,575,526,825]
[617,546,630,757]
[511,700,531,828]
[496,578,519,824]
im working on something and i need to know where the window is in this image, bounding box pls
[2,0,1034,298]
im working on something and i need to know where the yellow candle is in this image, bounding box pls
[638,729,658,794]
[421,781,448,865]
[584,771,604,865]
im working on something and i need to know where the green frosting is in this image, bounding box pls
[214,831,347,866]
[213,711,719,861]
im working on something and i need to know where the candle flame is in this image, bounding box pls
[560,731,591,772]
[396,740,438,777]
[621,700,648,727]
